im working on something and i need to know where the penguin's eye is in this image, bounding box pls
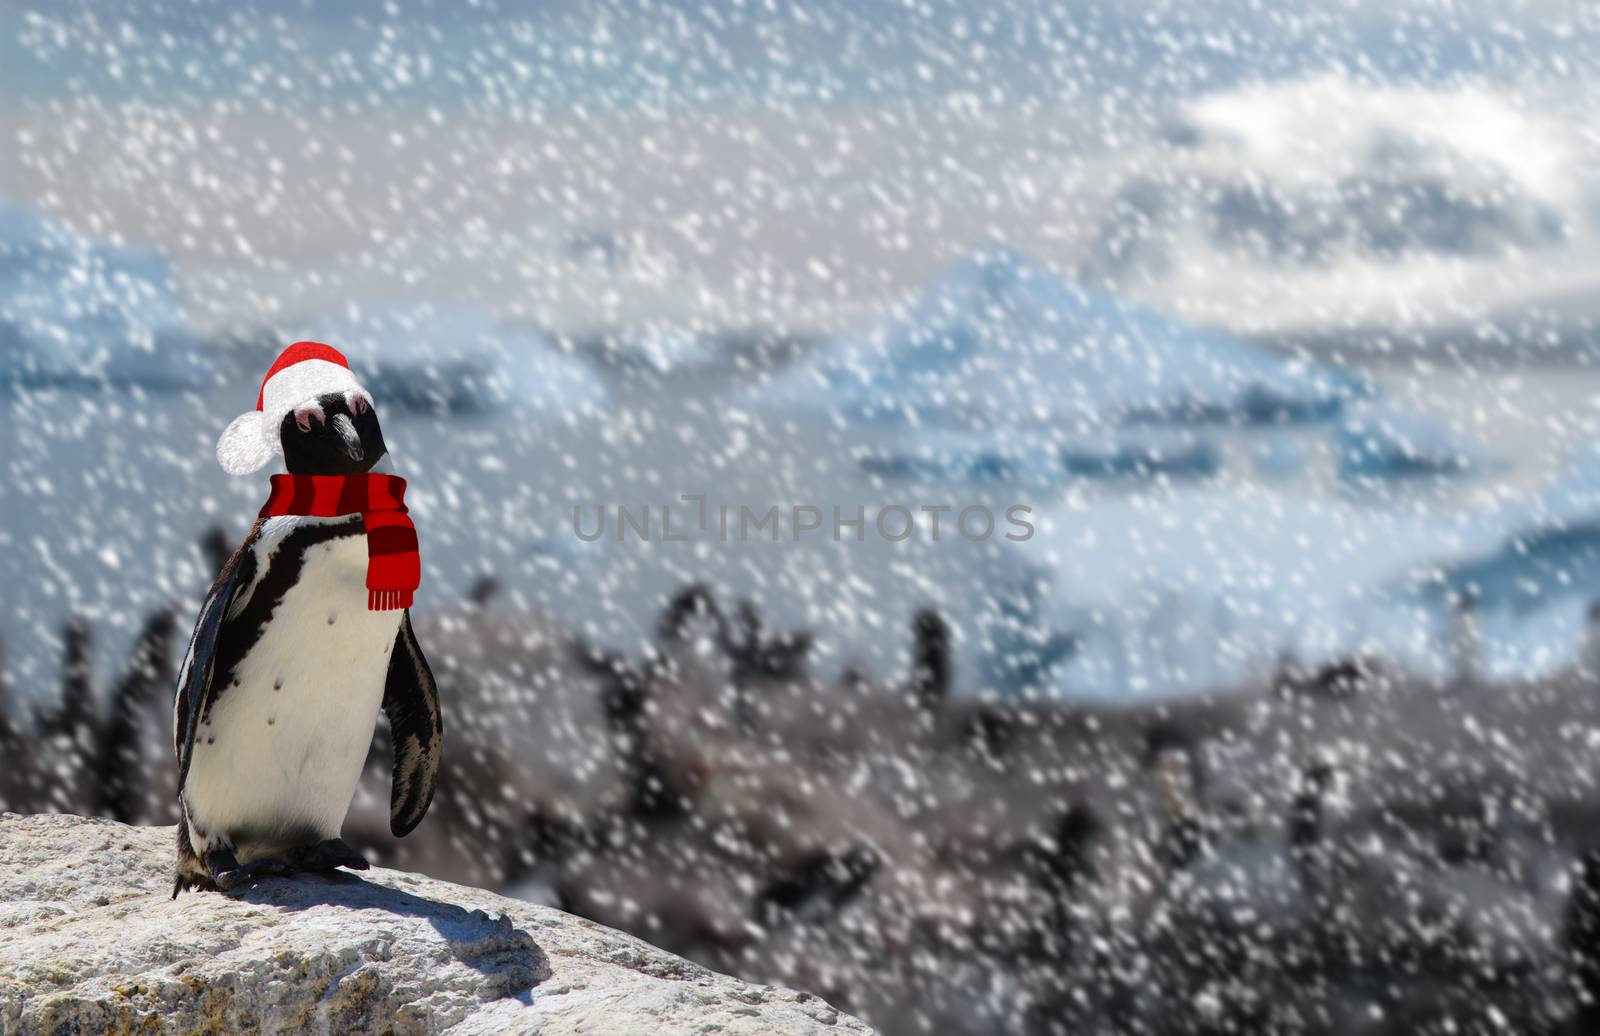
[294,404,326,433]
[349,392,370,416]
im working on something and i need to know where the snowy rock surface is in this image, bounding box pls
[0,813,870,1036]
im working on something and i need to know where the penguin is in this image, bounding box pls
[173,344,442,895]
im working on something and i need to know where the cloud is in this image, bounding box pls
[1080,74,1600,345]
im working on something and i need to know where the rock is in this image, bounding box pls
[0,813,873,1035]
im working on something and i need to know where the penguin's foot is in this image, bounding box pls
[208,848,296,892]
[203,845,240,883]
[294,837,371,874]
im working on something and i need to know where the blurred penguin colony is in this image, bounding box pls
[11,558,1600,1036]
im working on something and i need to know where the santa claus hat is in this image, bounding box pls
[216,341,370,475]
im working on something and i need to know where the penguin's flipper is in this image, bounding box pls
[174,530,260,795]
[383,610,442,837]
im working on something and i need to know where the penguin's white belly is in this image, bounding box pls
[186,524,400,860]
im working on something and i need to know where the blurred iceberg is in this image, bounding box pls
[283,300,606,417]
[983,490,1472,699]
[1059,428,1222,480]
[1425,442,1600,617]
[589,322,721,374]
[1507,441,1600,536]
[957,401,1502,698]
[854,426,1221,488]
[749,244,1364,430]
[854,428,1067,487]
[1252,433,1309,481]
[0,200,209,389]
[1336,407,1493,481]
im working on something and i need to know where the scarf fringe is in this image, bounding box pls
[369,589,413,611]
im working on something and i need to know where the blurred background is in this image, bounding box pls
[6,1,1600,1033]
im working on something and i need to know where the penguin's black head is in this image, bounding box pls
[280,391,388,475]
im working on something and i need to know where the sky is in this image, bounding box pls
[3,0,1598,339]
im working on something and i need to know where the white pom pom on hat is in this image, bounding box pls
[215,341,369,475]
[216,410,275,476]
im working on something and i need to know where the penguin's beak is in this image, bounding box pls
[330,413,364,462]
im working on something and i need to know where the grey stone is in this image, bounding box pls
[0,813,872,1035]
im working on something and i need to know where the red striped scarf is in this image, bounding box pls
[258,474,420,611]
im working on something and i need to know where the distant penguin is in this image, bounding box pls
[50,616,97,753]
[910,608,950,713]
[97,608,177,823]
[0,632,12,748]
[172,342,442,895]
[1288,761,1333,884]
[1582,600,1600,678]
[1569,848,1600,1033]
[1447,588,1481,685]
